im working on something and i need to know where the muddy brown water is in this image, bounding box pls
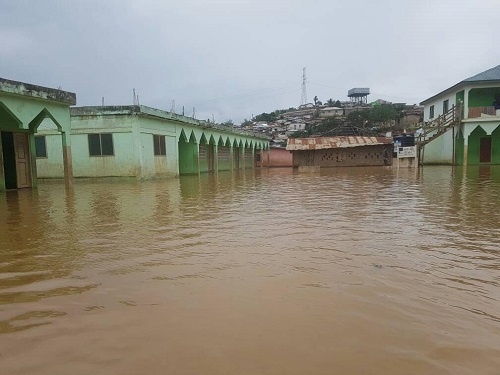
[1,167,500,375]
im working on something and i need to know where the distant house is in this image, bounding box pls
[420,64,500,165]
[319,107,344,118]
[371,99,391,106]
[286,136,393,168]
[286,123,306,133]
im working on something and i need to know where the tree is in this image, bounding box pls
[369,104,397,122]
[334,100,342,108]
[347,110,371,127]
[221,119,234,127]
[313,95,319,106]
[241,118,252,127]
[327,98,334,106]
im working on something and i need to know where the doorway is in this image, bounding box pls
[480,137,492,163]
[1,131,32,189]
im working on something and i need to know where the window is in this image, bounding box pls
[88,133,114,156]
[153,134,166,156]
[35,136,47,158]
[443,99,449,114]
[429,105,435,119]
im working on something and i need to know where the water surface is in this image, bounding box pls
[1,166,500,374]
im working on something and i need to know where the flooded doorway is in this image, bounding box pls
[480,137,492,163]
[1,131,32,189]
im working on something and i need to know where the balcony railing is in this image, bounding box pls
[468,106,496,118]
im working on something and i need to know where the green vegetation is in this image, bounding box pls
[253,108,295,123]
[347,104,398,127]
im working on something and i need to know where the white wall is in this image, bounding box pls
[423,92,457,122]
[422,125,458,164]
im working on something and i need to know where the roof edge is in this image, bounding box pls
[0,77,76,105]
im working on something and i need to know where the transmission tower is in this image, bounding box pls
[300,67,307,106]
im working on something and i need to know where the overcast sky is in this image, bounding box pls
[0,0,498,123]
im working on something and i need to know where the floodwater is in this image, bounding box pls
[1,167,500,375]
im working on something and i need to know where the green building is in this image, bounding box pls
[0,78,76,191]
[420,65,500,165]
[35,105,269,179]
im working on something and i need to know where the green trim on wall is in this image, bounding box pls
[456,130,464,165]
[492,125,500,164]
[456,90,465,117]
[178,138,199,175]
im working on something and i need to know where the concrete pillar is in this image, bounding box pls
[62,131,73,187]
[464,88,470,119]
[463,144,468,166]
[28,130,38,188]
[0,132,5,191]
[214,144,219,172]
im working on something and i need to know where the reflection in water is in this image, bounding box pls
[0,166,500,375]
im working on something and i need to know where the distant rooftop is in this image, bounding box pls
[0,77,76,105]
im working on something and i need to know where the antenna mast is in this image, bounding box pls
[300,67,307,106]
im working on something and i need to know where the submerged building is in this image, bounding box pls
[420,64,500,165]
[0,78,76,191]
[287,136,393,168]
[36,105,269,180]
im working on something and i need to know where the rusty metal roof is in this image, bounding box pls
[286,136,393,151]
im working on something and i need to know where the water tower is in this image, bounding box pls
[348,88,370,104]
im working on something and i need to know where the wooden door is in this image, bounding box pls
[13,132,32,188]
[480,137,492,163]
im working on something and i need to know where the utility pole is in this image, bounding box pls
[192,107,196,119]
[300,67,307,107]
[133,88,137,105]
[170,100,176,114]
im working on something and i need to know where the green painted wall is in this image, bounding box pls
[455,130,464,165]
[468,87,500,107]
[456,90,465,117]
[178,139,198,175]
[492,126,500,164]
[467,126,487,165]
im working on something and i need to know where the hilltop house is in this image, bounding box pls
[420,65,500,165]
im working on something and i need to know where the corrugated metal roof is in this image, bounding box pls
[421,64,500,105]
[464,65,500,82]
[286,136,393,151]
